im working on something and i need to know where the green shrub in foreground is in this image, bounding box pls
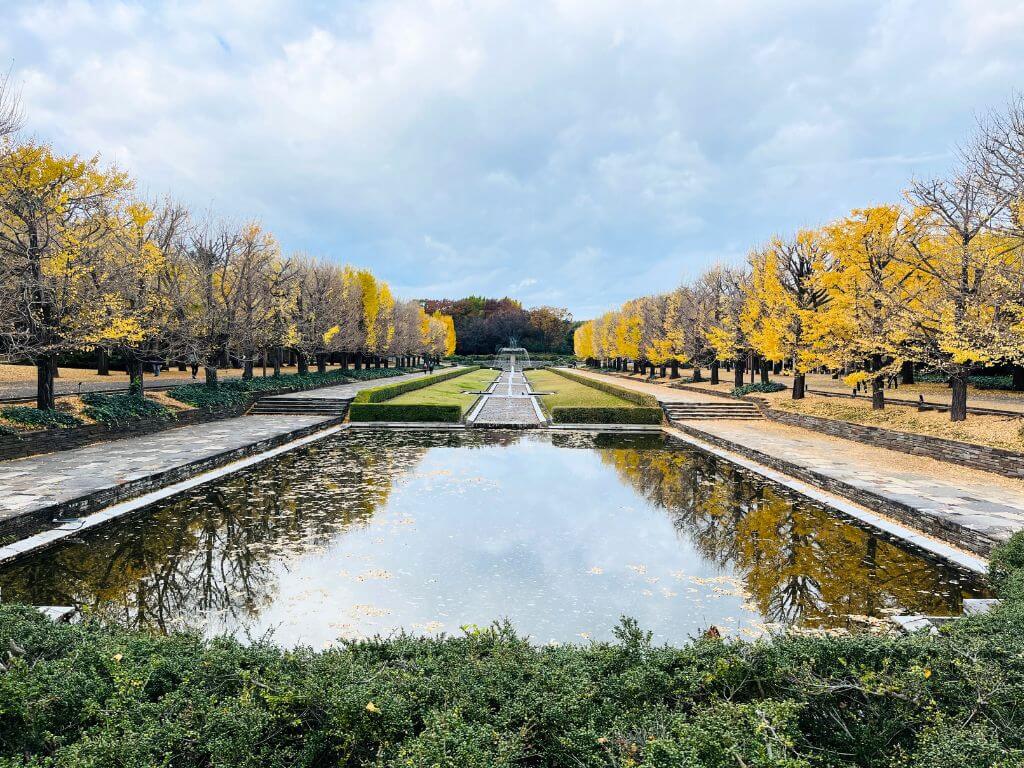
[0,406,82,430]
[348,403,462,422]
[80,392,176,427]
[2,591,1024,767]
[550,406,664,424]
[733,381,787,396]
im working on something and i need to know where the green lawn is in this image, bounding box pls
[387,367,498,414]
[525,368,636,410]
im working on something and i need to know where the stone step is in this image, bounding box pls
[249,396,351,417]
[662,401,763,420]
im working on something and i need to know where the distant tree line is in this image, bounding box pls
[421,296,577,355]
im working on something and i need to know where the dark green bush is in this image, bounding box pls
[0,406,81,430]
[353,366,480,404]
[344,367,412,381]
[989,530,1024,596]
[80,392,176,427]
[0,423,18,437]
[546,368,660,407]
[2,588,1024,767]
[733,381,787,396]
[349,403,463,422]
[550,406,664,424]
[917,373,1018,391]
[169,369,356,409]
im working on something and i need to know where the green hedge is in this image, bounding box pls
[80,392,176,427]
[733,381,787,396]
[352,366,480,404]
[550,406,664,424]
[348,403,463,422]
[546,367,659,407]
[2,531,1024,766]
[0,406,82,430]
[167,367,388,410]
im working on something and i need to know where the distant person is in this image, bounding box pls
[189,355,199,379]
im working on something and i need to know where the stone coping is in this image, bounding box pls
[667,420,998,558]
[0,413,993,578]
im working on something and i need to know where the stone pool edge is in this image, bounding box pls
[0,422,350,565]
[0,421,988,576]
[662,426,987,576]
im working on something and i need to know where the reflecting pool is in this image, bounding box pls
[0,431,985,645]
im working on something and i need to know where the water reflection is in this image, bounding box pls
[0,431,984,644]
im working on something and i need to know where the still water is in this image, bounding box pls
[0,431,984,646]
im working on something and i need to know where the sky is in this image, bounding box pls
[3,0,1024,319]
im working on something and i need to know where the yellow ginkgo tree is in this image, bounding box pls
[0,141,131,408]
[742,230,831,399]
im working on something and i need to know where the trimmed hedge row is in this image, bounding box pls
[550,406,664,424]
[546,367,659,407]
[352,366,480,404]
[348,403,463,422]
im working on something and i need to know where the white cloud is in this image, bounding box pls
[4,0,1024,316]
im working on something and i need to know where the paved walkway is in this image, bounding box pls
[470,369,544,426]
[566,368,1024,549]
[0,371,447,526]
[0,415,333,524]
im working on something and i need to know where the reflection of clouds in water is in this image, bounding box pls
[0,430,985,646]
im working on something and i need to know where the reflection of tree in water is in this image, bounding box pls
[0,431,443,633]
[598,441,985,627]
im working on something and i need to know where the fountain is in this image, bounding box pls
[491,337,533,372]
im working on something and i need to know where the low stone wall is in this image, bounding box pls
[761,407,1024,480]
[668,421,997,557]
[0,373,365,461]
[0,417,344,546]
[0,405,249,462]
[667,381,1024,480]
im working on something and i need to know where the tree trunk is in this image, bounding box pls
[660,363,667,378]
[126,355,144,396]
[733,357,745,388]
[316,353,327,374]
[242,359,253,380]
[204,365,218,390]
[50,356,60,379]
[710,361,720,385]
[871,354,884,410]
[296,350,309,376]
[670,360,680,379]
[272,347,282,377]
[178,361,187,372]
[1013,365,1024,391]
[36,356,55,411]
[871,375,885,410]
[760,359,770,384]
[792,373,806,400]
[97,348,110,376]
[900,360,915,386]
[773,360,783,375]
[949,372,968,422]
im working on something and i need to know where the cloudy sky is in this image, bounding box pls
[3,0,1023,318]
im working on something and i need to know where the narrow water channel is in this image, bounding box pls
[0,431,985,646]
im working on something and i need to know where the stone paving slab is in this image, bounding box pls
[573,368,1024,551]
[0,415,333,524]
[470,370,543,425]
